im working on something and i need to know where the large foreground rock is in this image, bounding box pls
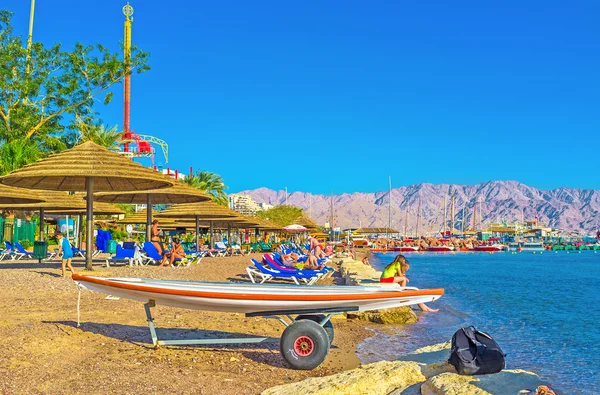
[261,361,425,395]
[347,306,418,324]
[421,370,552,395]
[262,341,555,395]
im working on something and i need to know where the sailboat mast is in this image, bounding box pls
[404,205,408,238]
[416,195,421,238]
[450,188,455,236]
[388,176,392,241]
[443,196,447,235]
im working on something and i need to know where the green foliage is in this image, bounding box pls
[184,170,228,206]
[257,205,303,227]
[19,239,33,249]
[0,10,150,173]
[115,204,136,215]
[108,228,128,242]
[74,119,123,149]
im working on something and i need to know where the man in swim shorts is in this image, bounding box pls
[55,232,75,278]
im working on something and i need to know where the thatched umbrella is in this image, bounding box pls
[0,141,173,269]
[0,184,46,205]
[294,214,319,230]
[117,209,160,225]
[157,202,238,249]
[0,191,122,242]
[94,181,210,241]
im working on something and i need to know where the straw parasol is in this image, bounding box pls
[0,184,46,205]
[0,141,173,269]
[94,181,211,241]
[294,215,319,230]
[0,191,122,243]
[157,201,238,249]
[117,209,160,225]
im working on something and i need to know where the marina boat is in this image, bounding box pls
[397,246,420,252]
[73,274,444,314]
[426,245,455,252]
[473,244,505,252]
[507,242,545,252]
[521,242,545,252]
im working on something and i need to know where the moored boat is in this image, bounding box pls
[397,246,420,252]
[473,244,505,252]
[426,245,455,252]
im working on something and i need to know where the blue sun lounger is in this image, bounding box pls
[246,258,321,285]
[105,245,139,267]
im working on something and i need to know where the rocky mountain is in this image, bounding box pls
[238,181,600,234]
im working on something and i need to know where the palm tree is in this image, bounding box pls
[0,139,42,175]
[75,117,122,149]
[185,170,228,206]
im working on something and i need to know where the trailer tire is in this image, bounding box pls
[295,314,334,344]
[280,320,330,370]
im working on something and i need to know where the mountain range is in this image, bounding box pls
[238,181,600,234]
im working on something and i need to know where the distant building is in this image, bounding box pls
[229,194,262,215]
[258,202,274,211]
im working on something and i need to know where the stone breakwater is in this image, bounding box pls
[262,342,553,395]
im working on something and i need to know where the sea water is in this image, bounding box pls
[357,251,600,395]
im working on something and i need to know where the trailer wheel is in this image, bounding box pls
[295,314,334,344]
[280,320,330,370]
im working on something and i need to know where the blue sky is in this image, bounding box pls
[8,1,600,194]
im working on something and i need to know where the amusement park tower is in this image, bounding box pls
[123,2,133,139]
[119,3,168,167]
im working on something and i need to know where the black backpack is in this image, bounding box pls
[448,326,506,375]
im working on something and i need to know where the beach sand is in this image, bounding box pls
[0,254,372,394]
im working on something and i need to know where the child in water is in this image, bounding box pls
[380,254,438,313]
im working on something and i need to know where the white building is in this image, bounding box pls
[229,194,262,215]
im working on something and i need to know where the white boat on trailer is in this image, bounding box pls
[73,274,444,370]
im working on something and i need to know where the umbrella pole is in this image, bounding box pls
[146,194,152,242]
[210,220,214,249]
[39,208,45,242]
[195,216,199,252]
[227,223,231,245]
[85,177,94,270]
[78,214,83,249]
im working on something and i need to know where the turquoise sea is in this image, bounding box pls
[357,251,600,395]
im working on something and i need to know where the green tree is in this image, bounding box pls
[75,117,122,149]
[257,205,304,227]
[0,137,41,174]
[185,170,228,206]
[0,10,149,159]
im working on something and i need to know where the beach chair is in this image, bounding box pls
[141,242,162,265]
[246,259,320,285]
[264,254,329,280]
[105,245,140,267]
[0,246,11,261]
[257,242,273,252]
[71,244,86,258]
[5,241,27,260]
[214,241,229,257]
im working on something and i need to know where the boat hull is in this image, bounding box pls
[473,245,505,252]
[426,246,455,252]
[73,274,444,314]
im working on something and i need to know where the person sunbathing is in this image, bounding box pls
[380,254,438,313]
[160,237,185,267]
[151,220,164,256]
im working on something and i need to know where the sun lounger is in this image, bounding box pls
[246,259,321,285]
[214,241,229,257]
[0,248,10,261]
[106,245,140,267]
[5,241,28,260]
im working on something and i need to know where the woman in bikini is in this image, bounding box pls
[151,220,163,256]
[380,254,439,312]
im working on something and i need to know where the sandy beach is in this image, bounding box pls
[0,254,372,394]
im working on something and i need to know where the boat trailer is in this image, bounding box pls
[143,300,358,370]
